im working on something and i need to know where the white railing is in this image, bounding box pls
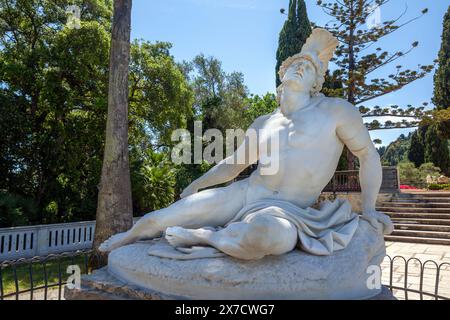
[0,221,96,261]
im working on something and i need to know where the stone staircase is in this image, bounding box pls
[376,191,450,245]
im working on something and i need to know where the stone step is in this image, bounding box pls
[388,197,450,203]
[394,223,450,232]
[390,218,450,226]
[379,202,450,208]
[398,192,450,198]
[384,235,450,246]
[391,229,450,240]
[384,212,450,219]
[377,206,450,214]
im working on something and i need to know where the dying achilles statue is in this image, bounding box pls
[100,29,393,262]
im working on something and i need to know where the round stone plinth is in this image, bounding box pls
[107,220,387,300]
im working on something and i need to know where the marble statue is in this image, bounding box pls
[99,29,394,261]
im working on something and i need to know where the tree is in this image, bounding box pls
[433,6,450,111]
[432,6,450,138]
[243,93,278,128]
[424,124,450,176]
[276,0,312,86]
[381,133,411,166]
[184,54,249,133]
[0,0,112,223]
[315,0,435,169]
[316,0,435,131]
[92,0,133,267]
[129,40,194,149]
[0,1,193,228]
[408,130,425,168]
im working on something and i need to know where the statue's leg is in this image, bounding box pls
[165,215,298,260]
[99,179,249,252]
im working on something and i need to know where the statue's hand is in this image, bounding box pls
[361,210,394,235]
[180,183,199,199]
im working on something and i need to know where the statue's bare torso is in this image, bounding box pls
[247,96,345,208]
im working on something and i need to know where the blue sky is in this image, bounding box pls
[131,0,450,146]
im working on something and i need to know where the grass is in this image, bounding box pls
[0,255,88,297]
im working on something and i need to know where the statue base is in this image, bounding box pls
[66,220,396,300]
[65,267,396,300]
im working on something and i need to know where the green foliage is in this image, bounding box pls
[398,161,441,188]
[424,124,450,175]
[408,129,425,167]
[129,40,194,148]
[184,54,249,134]
[0,0,112,224]
[243,93,278,128]
[381,134,411,166]
[432,6,450,138]
[0,191,37,227]
[322,70,344,98]
[0,1,194,225]
[428,183,450,191]
[131,150,177,215]
[174,162,213,197]
[398,161,421,187]
[275,0,312,86]
[433,6,450,111]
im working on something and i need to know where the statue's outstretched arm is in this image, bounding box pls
[180,121,261,198]
[336,102,394,234]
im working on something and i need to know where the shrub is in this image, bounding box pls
[398,161,441,188]
[428,183,450,191]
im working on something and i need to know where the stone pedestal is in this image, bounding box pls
[65,220,396,300]
[65,267,396,300]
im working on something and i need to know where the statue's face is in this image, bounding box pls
[281,59,317,93]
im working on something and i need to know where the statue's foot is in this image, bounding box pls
[99,232,137,253]
[165,226,214,248]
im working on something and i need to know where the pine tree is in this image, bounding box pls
[275,0,312,87]
[424,124,450,176]
[316,0,435,130]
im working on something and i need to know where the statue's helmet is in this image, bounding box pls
[278,28,339,96]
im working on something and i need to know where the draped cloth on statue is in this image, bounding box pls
[147,198,360,259]
[226,198,359,256]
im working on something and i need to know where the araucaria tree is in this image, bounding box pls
[92,0,133,267]
[316,0,435,130]
[275,0,312,86]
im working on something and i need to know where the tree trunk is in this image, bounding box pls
[346,0,357,170]
[90,0,133,269]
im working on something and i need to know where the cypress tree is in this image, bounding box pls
[424,124,450,175]
[433,6,450,111]
[408,130,425,168]
[432,6,450,138]
[275,0,312,87]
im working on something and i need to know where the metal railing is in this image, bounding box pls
[323,166,400,193]
[0,252,448,300]
[0,250,92,300]
[323,170,361,192]
[383,255,450,300]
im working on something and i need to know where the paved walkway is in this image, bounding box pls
[382,241,450,300]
